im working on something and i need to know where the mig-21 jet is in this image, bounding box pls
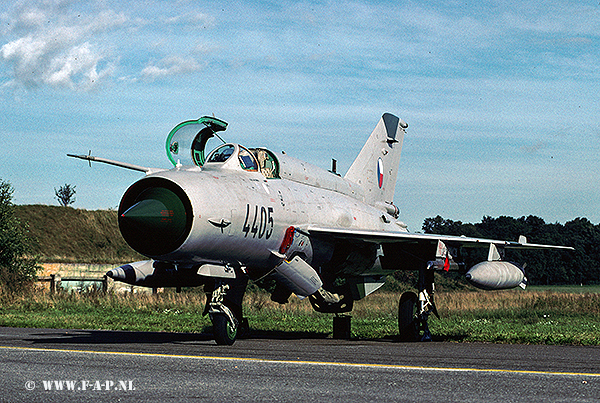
[69,113,573,345]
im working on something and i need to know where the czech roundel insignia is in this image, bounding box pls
[377,158,384,188]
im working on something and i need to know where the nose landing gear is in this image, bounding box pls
[206,274,249,345]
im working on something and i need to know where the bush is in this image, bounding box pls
[0,179,39,292]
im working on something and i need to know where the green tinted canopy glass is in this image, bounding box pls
[165,116,228,167]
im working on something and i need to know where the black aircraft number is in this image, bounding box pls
[242,204,274,239]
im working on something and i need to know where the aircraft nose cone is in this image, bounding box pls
[121,199,171,226]
[118,180,192,257]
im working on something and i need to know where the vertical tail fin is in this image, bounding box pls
[344,113,406,206]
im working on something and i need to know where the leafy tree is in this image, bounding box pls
[0,179,39,292]
[55,184,76,207]
[423,215,481,237]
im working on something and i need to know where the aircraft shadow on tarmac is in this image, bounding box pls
[24,327,329,346]
[24,326,466,346]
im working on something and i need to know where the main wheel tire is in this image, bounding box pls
[398,291,419,342]
[212,314,238,345]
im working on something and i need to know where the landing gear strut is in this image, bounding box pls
[332,314,352,339]
[398,262,439,342]
[208,283,238,345]
[207,274,248,345]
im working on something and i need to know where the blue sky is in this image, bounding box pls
[1,0,599,232]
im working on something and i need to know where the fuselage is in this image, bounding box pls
[118,143,404,278]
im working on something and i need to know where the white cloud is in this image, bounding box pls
[140,56,203,80]
[45,42,115,90]
[1,1,128,90]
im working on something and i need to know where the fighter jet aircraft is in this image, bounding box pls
[69,113,573,345]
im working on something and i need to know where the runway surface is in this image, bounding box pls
[1,326,599,402]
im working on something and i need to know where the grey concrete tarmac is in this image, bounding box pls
[1,327,599,402]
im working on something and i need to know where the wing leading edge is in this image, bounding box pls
[306,226,575,251]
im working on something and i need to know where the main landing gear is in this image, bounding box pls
[398,262,439,342]
[206,263,440,344]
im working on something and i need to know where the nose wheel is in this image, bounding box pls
[208,283,240,345]
[211,311,238,345]
[206,274,249,345]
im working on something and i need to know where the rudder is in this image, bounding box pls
[344,113,406,206]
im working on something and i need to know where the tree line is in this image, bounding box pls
[423,215,600,285]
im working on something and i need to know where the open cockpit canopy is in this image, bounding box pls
[166,116,228,167]
[165,116,279,178]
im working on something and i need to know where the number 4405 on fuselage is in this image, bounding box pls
[68,113,573,345]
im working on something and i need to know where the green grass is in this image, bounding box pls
[431,288,600,344]
[527,285,600,294]
[431,314,600,345]
[14,205,143,263]
[2,287,600,345]
[0,292,213,333]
